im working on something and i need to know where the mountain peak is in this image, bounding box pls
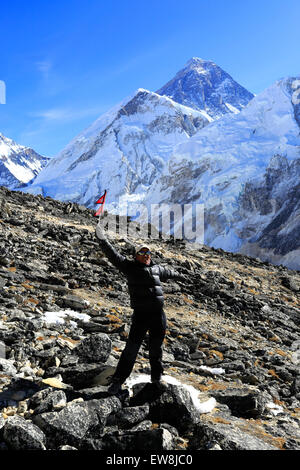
[156,58,254,119]
[0,131,49,188]
[185,57,215,68]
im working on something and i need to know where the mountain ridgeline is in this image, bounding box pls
[1,58,300,270]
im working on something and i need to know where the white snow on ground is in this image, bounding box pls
[199,365,225,375]
[266,402,285,416]
[43,309,90,327]
[124,373,217,414]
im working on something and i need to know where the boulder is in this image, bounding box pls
[0,358,17,376]
[130,382,200,432]
[33,390,67,415]
[81,428,175,451]
[190,418,280,450]
[45,363,106,388]
[75,333,112,363]
[107,405,150,428]
[3,415,46,450]
[33,396,122,448]
[208,386,270,418]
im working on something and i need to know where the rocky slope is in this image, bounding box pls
[0,186,299,451]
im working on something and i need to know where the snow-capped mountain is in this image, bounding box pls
[22,89,209,206]
[22,58,255,205]
[0,133,49,189]
[146,77,300,269]
[22,58,300,270]
[156,57,255,120]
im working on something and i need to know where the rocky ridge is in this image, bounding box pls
[0,186,299,451]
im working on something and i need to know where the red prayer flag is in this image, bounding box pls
[94,190,107,216]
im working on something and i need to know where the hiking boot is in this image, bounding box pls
[108,378,122,394]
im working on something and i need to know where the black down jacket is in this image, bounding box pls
[97,231,184,310]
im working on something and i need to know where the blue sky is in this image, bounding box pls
[1,0,300,157]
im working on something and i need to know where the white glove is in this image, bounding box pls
[96,221,105,240]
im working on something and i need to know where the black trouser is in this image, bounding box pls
[113,306,166,384]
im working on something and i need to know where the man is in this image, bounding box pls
[95,223,186,394]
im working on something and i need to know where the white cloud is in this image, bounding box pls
[36,60,53,79]
[29,105,108,122]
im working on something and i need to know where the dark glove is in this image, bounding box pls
[177,273,188,282]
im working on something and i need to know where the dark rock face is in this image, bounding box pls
[82,427,175,451]
[130,382,200,432]
[208,386,270,418]
[45,363,107,389]
[0,186,299,451]
[107,404,150,429]
[32,396,122,448]
[238,155,300,259]
[190,418,280,450]
[3,415,46,450]
[75,333,112,363]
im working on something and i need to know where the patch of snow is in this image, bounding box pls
[266,402,285,416]
[124,373,216,414]
[225,102,240,114]
[199,365,226,375]
[43,309,90,327]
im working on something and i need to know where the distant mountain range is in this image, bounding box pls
[19,57,255,206]
[0,133,49,189]
[1,58,300,270]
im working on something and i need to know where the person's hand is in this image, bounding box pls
[95,222,105,240]
[178,267,190,275]
[177,273,188,282]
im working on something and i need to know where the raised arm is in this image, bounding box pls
[96,223,127,272]
[158,265,187,282]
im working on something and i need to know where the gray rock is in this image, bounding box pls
[3,415,46,450]
[33,390,67,415]
[0,377,43,406]
[0,358,17,376]
[0,414,5,432]
[209,386,270,418]
[28,387,55,409]
[33,396,121,447]
[130,420,153,432]
[75,385,110,400]
[291,376,300,395]
[107,405,150,428]
[57,294,88,311]
[82,428,175,451]
[130,382,199,432]
[280,276,299,292]
[190,419,279,450]
[75,333,112,363]
[45,363,106,388]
